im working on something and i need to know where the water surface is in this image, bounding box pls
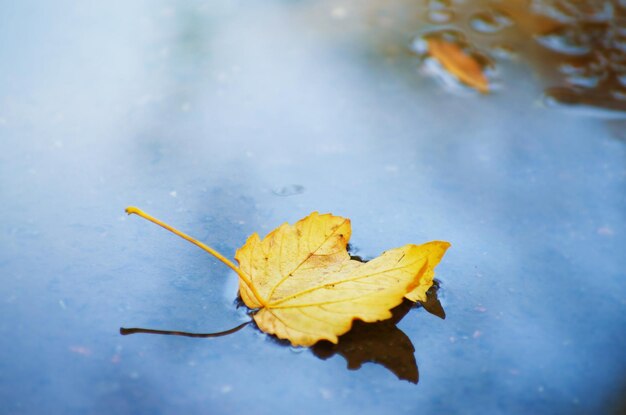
[1,1,625,414]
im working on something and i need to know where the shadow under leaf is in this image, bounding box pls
[121,283,445,385]
[311,283,445,384]
[312,299,418,383]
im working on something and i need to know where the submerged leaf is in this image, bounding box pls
[125,208,450,347]
[427,38,490,93]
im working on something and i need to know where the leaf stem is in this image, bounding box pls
[125,206,266,306]
[120,321,250,338]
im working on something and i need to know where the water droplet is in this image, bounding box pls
[272,184,305,197]
[608,51,626,72]
[565,74,602,88]
[427,9,454,24]
[531,1,578,23]
[559,61,587,76]
[490,44,517,60]
[427,0,451,10]
[319,388,333,400]
[559,60,607,88]
[577,1,614,23]
[531,0,613,23]
[535,26,592,55]
[612,88,626,101]
[544,87,626,118]
[470,10,513,34]
[613,34,626,53]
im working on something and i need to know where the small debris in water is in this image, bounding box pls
[272,184,305,197]
[69,346,92,356]
[319,388,333,400]
[597,226,614,236]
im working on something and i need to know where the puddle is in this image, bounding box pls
[0,1,625,414]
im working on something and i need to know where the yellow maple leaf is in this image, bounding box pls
[427,37,490,94]
[125,208,450,347]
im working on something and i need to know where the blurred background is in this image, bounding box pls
[1,0,625,414]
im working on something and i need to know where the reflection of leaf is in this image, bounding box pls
[120,283,448,384]
[120,322,250,338]
[427,38,490,93]
[312,283,445,384]
[418,281,446,320]
[312,300,418,383]
[125,208,450,347]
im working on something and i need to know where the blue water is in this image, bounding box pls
[1,1,625,414]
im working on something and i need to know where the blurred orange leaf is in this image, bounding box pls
[427,38,490,93]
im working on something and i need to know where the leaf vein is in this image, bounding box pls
[267,258,424,307]
[267,218,348,300]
